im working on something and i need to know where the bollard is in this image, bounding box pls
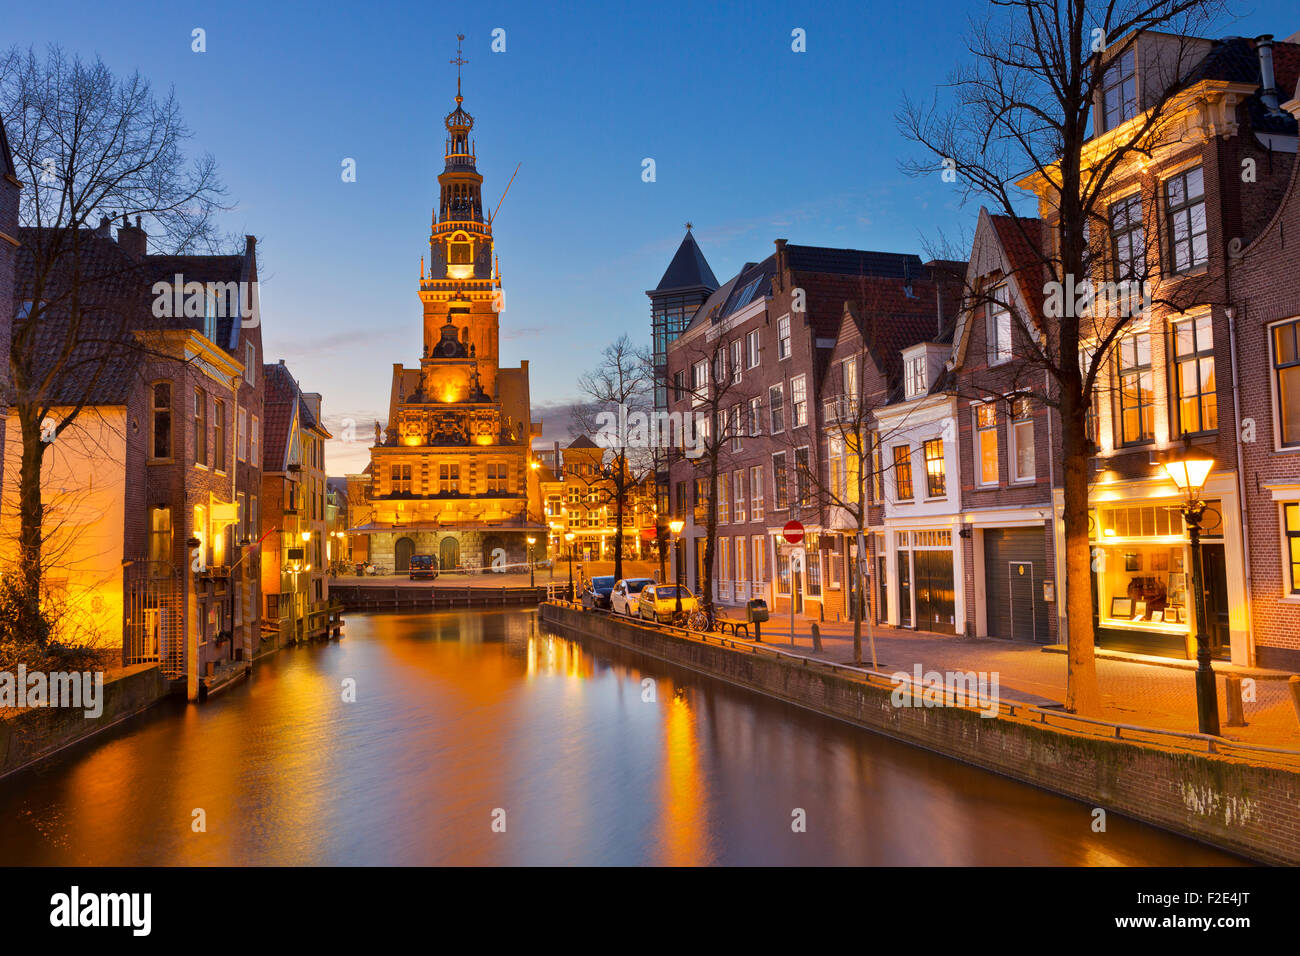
[1289,676,1300,729]
[1224,673,1245,727]
[811,622,822,653]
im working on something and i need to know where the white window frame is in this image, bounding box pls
[746,329,761,368]
[777,314,792,360]
[1009,397,1036,483]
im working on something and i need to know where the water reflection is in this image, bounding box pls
[0,610,1242,866]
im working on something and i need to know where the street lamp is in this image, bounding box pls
[526,536,536,588]
[564,532,575,602]
[1162,455,1220,736]
[669,518,685,617]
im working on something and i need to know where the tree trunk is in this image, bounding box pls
[613,451,625,584]
[16,407,48,643]
[1060,400,1101,716]
[852,524,863,667]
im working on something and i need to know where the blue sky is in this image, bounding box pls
[7,0,1296,473]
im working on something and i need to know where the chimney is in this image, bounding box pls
[774,238,788,292]
[245,234,256,258]
[94,215,112,238]
[1257,35,1281,113]
[117,212,147,261]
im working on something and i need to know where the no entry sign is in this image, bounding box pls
[782,520,804,544]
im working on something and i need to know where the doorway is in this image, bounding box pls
[1200,544,1231,660]
[1008,561,1037,641]
[897,551,912,627]
[914,549,956,634]
[439,536,459,571]
[394,537,415,572]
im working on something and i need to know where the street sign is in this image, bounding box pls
[782,520,804,544]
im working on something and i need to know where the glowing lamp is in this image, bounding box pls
[669,518,685,535]
[301,531,312,542]
[1162,457,1214,500]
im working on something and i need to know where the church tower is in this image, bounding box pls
[420,34,500,398]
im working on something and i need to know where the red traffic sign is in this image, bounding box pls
[782,520,805,544]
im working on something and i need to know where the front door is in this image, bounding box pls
[915,550,956,634]
[1008,562,1037,641]
[439,536,459,571]
[394,537,414,572]
[897,551,912,627]
[1200,544,1231,660]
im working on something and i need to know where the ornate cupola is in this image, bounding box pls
[437,34,484,228]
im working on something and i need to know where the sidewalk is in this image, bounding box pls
[730,617,1300,749]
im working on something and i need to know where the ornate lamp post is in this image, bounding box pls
[1162,456,1220,736]
[564,532,575,601]
[669,518,685,617]
[526,536,536,588]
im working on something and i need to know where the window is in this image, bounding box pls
[975,403,998,486]
[251,415,259,465]
[148,506,172,567]
[794,446,811,507]
[750,465,764,521]
[842,358,859,414]
[752,535,766,584]
[691,360,708,404]
[733,470,745,523]
[237,407,248,461]
[1285,503,1300,595]
[776,550,791,595]
[1166,167,1208,273]
[1101,48,1137,131]
[714,348,727,386]
[790,375,807,427]
[672,370,686,402]
[194,388,207,466]
[1009,396,1035,481]
[151,383,172,459]
[893,445,914,501]
[486,462,507,493]
[729,405,742,452]
[905,355,927,398]
[718,537,731,584]
[748,397,762,436]
[746,329,761,368]
[245,343,256,386]
[987,287,1012,365]
[1173,314,1216,434]
[777,315,791,360]
[805,536,822,597]
[730,339,742,384]
[768,384,785,433]
[923,439,946,497]
[214,400,227,472]
[734,535,747,584]
[392,464,412,494]
[718,473,730,524]
[773,452,789,509]
[829,437,845,501]
[1272,319,1300,448]
[1117,332,1154,444]
[1110,193,1146,282]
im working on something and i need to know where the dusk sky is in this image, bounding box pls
[8,0,1295,474]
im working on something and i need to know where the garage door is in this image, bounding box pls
[983,528,1050,642]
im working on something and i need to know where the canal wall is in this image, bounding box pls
[330,583,548,612]
[0,663,167,781]
[540,603,1300,864]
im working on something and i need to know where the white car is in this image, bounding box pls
[611,578,656,616]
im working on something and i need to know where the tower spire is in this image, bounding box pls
[450,33,468,103]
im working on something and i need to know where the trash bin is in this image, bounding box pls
[746,599,769,623]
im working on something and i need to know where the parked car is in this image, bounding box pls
[611,578,656,616]
[408,555,439,581]
[580,576,616,610]
[637,584,698,623]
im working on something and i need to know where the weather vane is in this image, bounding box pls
[451,33,468,99]
[685,221,693,231]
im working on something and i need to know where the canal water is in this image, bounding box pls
[0,610,1241,865]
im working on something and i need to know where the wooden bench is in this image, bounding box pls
[711,612,749,638]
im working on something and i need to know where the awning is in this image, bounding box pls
[639,527,659,540]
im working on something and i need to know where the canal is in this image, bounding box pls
[0,609,1242,865]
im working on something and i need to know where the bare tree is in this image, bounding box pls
[898,0,1225,715]
[1,45,227,640]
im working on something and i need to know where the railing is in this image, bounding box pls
[540,602,1300,769]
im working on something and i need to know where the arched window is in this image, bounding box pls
[449,232,471,265]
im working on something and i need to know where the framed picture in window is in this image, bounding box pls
[1163,608,1179,623]
[1150,551,1169,571]
[1167,572,1187,607]
[1133,599,1148,621]
[1171,549,1185,572]
[1110,596,1133,619]
[1124,552,1142,572]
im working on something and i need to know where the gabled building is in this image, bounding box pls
[260,361,332,645]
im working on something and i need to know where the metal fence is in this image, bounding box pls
[123,562,184,679]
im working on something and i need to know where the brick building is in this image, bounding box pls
[1225,48,1300,670]
[1018,30,1300,665]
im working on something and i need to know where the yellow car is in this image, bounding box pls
[637,584,698,623]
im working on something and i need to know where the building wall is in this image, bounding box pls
[0,157,16,498]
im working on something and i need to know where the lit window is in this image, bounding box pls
[906,355,928,398]
[893,445,914,501]
[1117,332,1154,444]
[1285,503,1300,595]
[1271,319,1300,448]
[750,465,764,521]
[1173,315,1216,435]
[148,506,172,568]
[923,438,946,497]
[733,470,745,523]
[718,473,730,524]
[1009,397,1035,481]
[975,403,998,486]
